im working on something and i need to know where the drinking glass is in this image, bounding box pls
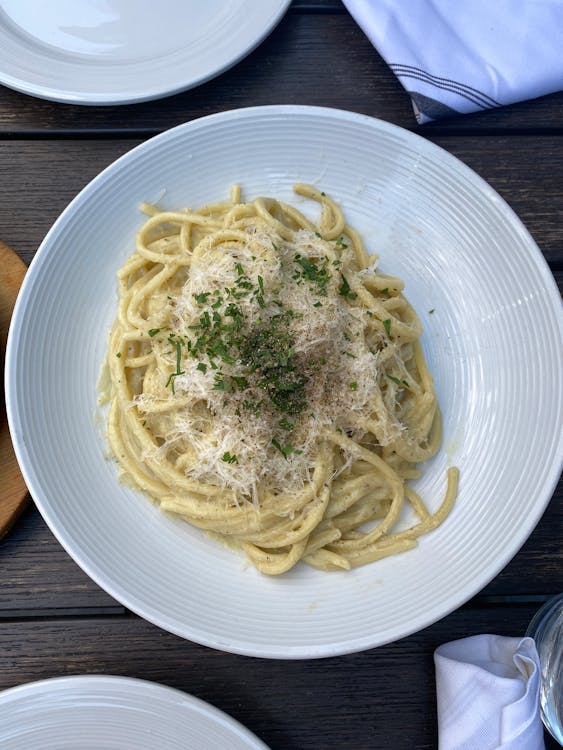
[526,593,563,744]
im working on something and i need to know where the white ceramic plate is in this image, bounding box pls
[0,675,269,749]
[6,106,563,658]
[0,0,290,104]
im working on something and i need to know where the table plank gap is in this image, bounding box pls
[290,0,347,12]
[0,604,126,623]
[0,595,555,625]
[2,126,563,142]
[465,594,557,607]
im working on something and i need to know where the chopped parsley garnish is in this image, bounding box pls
[383,319,392,336]
[293,254,331,296]
[380,288,389,296]
[240,311,307,415]
[349,381,358,391]
[194,292,211,304]
[213,374,231,392]
[314,232,322,238]
[224,302,243,325]
[272,438,302,460]
[209,339,235,364]
[115,352,121,358]
[148,328,161,337]
[429,308,435,314]
[165,339,185,394]
[242,398,263,413]
[387,374,409,388]
[222,452,238,464]
[174,341,184,373]
[236,278,253,292]
[253,279,266,308]
[161,231,372,420]
[279,418,294,431]
[339,274,357,300]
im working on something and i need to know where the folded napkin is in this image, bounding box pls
[342,0,563,123]
[435,635,545,750]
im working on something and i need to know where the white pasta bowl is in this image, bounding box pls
[6,106,562,658]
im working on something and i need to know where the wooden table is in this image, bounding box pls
[1,3,561,748]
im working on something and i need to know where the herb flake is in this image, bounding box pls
[222,452,238,464]
[272,438,302,460]
[339,274,357,300]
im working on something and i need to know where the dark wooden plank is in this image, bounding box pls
[0,137,562,266]
[0,606,558,749]
[0,503,121,613]
[0,140,133,265]
[434,136,563,266]
[481,482,562,596]
[0,12,561,135]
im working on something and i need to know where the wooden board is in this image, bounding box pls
[0,240,28,538]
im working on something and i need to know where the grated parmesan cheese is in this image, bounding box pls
[133,225,398,504]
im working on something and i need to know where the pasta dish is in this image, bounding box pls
[104,184,458,574]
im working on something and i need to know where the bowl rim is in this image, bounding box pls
[6,105,563,658]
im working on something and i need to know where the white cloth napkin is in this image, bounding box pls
[342,0,563,123]
[434,635,545,750]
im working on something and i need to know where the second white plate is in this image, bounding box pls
[0,0,291,104]
[0,676,269,749]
